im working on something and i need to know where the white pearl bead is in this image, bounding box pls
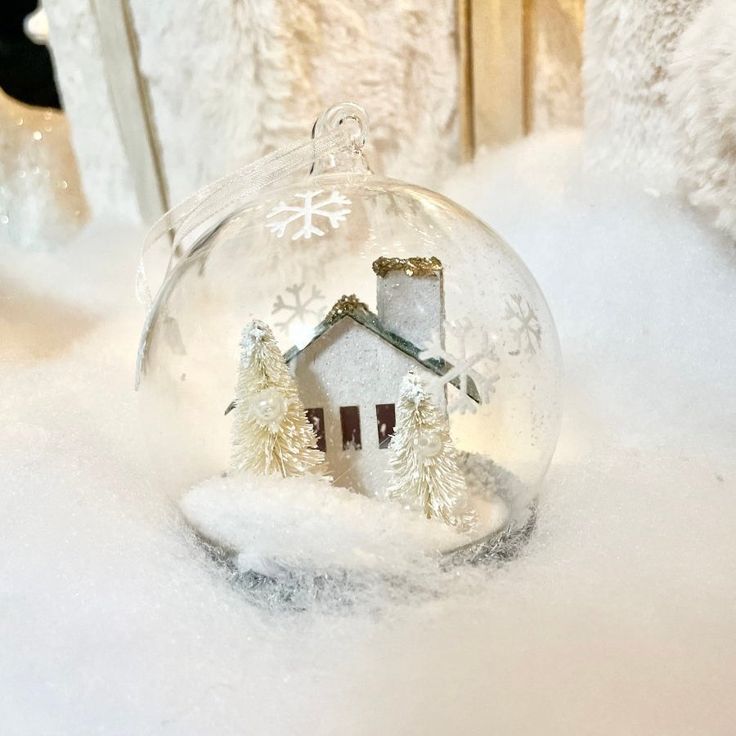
[414,430,442,459]
[250,388,287,425]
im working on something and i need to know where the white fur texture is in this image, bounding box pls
[584,0,736,241]
[668,0,736,240]
[46,0,460,219]
[44,0,140,221]
[44,0,590,223]
[2,132,735,733]
[583,0,704,184]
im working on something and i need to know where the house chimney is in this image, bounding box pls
[373,257,444,349]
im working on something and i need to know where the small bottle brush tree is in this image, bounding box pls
[388,372,476,530]
[231,320,323,477]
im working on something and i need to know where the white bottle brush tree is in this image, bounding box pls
[388,372,476,531]
[231,320,323,477]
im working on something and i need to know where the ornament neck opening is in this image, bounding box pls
[310,102,371,176]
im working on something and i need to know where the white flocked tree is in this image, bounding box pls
[230,320,323,477]
[388,371,476,530]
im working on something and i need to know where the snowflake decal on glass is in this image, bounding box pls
[419,319,500,414]
[504,294,541,355]
[272,283,325,330]
[266,190,351,240]
[272,283,326,346]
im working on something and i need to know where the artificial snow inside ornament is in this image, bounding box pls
[136,103,562,601]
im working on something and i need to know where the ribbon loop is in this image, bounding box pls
[134,103,368,388]
[136,105,367,310]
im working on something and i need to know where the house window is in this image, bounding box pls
[339,406,362,450]
[306,408,326,452]
[375,403,396,448]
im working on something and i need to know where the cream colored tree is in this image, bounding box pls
[231,320,323,477]
[387,372,476,530]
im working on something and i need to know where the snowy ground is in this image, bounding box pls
[180,468,508,585]
[2,130,735,734]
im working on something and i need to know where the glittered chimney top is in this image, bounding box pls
[372,256,443,279]
[373,256,444,350]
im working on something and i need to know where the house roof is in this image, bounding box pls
[283,294,481,403]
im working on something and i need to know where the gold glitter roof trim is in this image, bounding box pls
[324,294,370,323]
[372,256,443,278]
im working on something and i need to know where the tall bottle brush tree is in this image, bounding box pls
[388,371,476,530]
[230,320,323,477]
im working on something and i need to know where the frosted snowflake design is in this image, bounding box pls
[266,190,351,240]
[419,319,500,414]
[272,283,325,333]
[504,294,541,355]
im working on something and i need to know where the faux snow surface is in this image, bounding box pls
[180,472,508,575]
[2,131,736,734]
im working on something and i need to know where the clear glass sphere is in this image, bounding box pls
[138,158,562,528]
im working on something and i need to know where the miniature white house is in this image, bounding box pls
[284,256,478,498]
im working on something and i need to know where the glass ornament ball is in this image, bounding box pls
[137,115,562,528]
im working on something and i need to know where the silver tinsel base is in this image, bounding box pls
[183,457,537,611]
[196,507,536,612]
